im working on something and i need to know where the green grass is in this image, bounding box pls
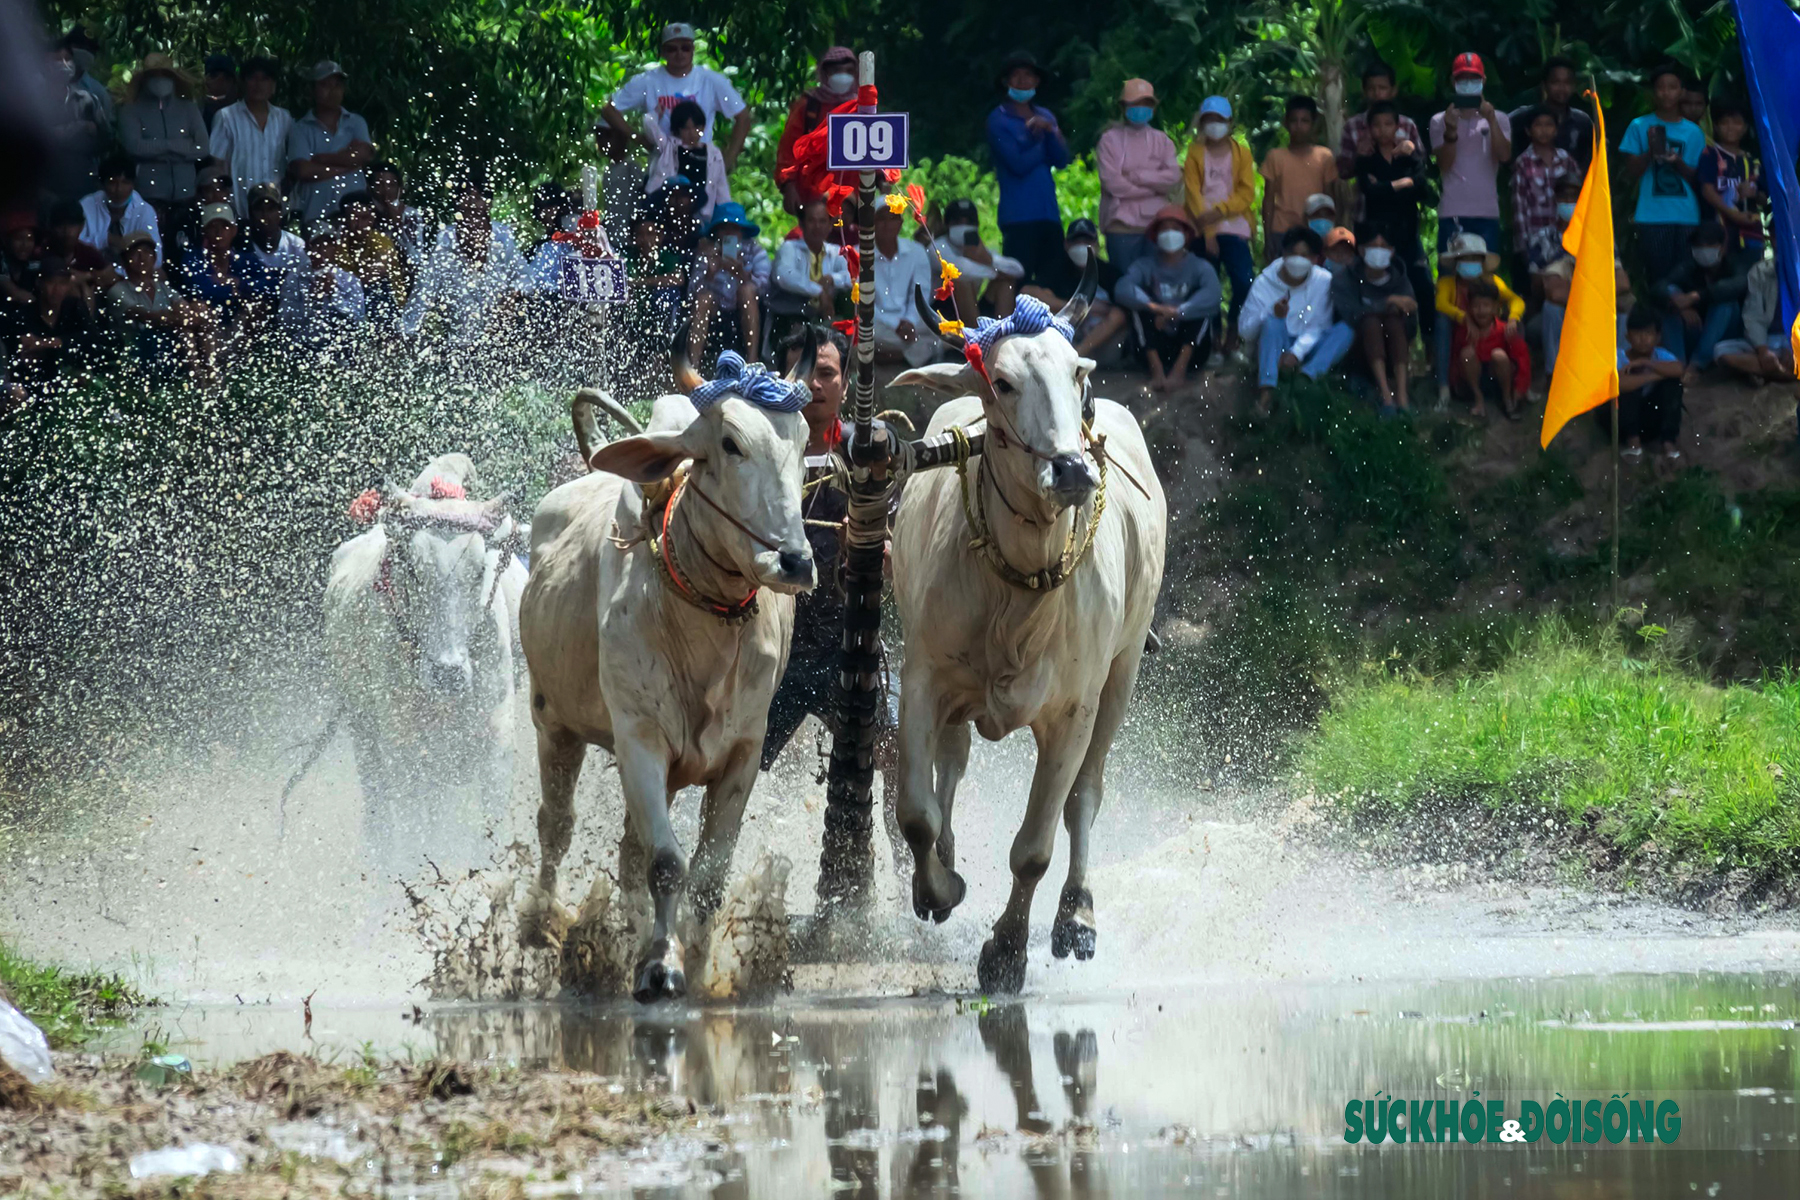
[0,940,154,1049]
[1296,621,1800,897]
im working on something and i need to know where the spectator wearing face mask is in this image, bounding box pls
[1096,79,1180,270]
[1433,232,1523,405]
[1021,218,1128,358]
[1322,225,1357,274]
[685,201,770,362]
[932,197,1024,319]
[776,46,859,215]
[60,29,115,142]
[1534,182,1632,382]
[1429,52,1512,258]
[1239,226,1352,416]
[988,50,1071,287]
[1353,100,1436,326]
[1303,194,1340,243]
[1331,225,1419,416]
[120,54,209,221]
[868,202,936,367]
[1184,96,1256,356]
[1115,206,1221,391]
[1654,222,1748,381]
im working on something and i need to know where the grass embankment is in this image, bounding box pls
[0,939,152,1048]
[1296,623,1800,903]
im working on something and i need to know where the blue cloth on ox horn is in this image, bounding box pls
[689,350,810,412]
[963,293,1074,356]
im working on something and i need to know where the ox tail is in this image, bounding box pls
[572,388,643,466]
[277,709,341,839]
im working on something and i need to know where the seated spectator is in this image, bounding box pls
[1332,225,1419,415]
[108,229,213,374]
[286,61,375,233]
[1022,218,1128,357]
[1509,106,1580,283]
[646,100,729,224]
[933,197,1023,319]
[209,56,292,217]
[299,230,368,352]
[366,161,428,264]
[1353,101,1436,334]
[868,201,935,367]
[1434,232,1523,405]
[1698,100,1766,264]
[119,54,209,224]
[1714,256,1795,385]
[1097,78,1180,270]
[239,182,307,335]
[1261,95,1337,256]
[1525,176,1583,283]
[771,197,851,344]
[1611,305,1685,467]
[1184,95,1256,353]
[44,199,112,301]
[1304,193,1339,241]
[1239,226,1350,415]
[4,256,104,388]
[1115,206,1220,392]
[328,191,404,323]
[1656,222,1748,380]
[523,183,576,297]
[1339,61,1420,177]
[1451,279,1530,420]
[196,161,233,211]
[1323,225,1357,274]
[2,214,39,308]
[686,201,770,363]
[1429,52,1512,260]
[402,172,528,346]
[1537,214,1633,382]
[80,156,163,269]
[181,202,272,338]
[623,210,686,359]
[776,45,859,215]
[201,53,237,130]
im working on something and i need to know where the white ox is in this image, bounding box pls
[890,283,1168,994]
[516,351,817,1003]
[322,454,529,869]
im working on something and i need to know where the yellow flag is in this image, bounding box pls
[1541,96,1620,448]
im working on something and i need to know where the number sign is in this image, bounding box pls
[826,112,910,171]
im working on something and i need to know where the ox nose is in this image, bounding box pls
[1049,453,1099,507]
[777,547,814,583]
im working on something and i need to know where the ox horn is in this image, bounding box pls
[1055,250,1099,330]
[670,324,704,396]
[785,321,819,384]
[914,285,965,350]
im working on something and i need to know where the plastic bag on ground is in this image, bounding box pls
[0,997,54,1084]
[129,1143,244,1178]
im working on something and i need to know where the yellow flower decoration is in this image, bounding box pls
[939,319,965,337]
[851,281,860,304]
[939,261,962,283]
[884,193,908,214]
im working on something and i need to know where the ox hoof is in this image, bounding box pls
[976,931,1028,995]
[1050,886,1096,961]
[517,886,574,952]
[912,869,967,924]
[632,939,687,1004]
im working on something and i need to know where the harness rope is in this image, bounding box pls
[947,420,1109,593]
[647,475,762,624]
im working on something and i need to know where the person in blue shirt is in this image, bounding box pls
[1610,305,1686,468]
[986,50,1071,288]
[1619,64,1705,286]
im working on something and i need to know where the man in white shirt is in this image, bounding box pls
[871,204,937,367]
[210,57,292,217]
[80,156,162,270]
[402,179,528,345]
[1238,226,1352,414]
[600,22,750,172]
[240,181,307,335]
[770,198,850,325]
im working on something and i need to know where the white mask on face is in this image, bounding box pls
[1454,79,1484,97]
[1362,246,1393,270]
[1693,246,1723,267]
[825,72,855,94]
[945,223,975,246]
[1066,243,1092,265]
[1156,228,1188,253]
[1283,254,1313,278]
[145,75,175,100]
[1201,119,1229,141]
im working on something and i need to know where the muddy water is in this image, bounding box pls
[103,973,1797,1198]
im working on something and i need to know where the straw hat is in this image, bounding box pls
[127,52,196,101]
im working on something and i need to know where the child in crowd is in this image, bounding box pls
[1330,224,1418,415]
[1322,226,1357,274]
[1337,60,1420,177]
[1613,305,1685,467]
[1713,255,1796,386]
[1434,232,1524,405]
[1509,106,1580,283]
[646,99,729,223]
[1535,181,1634,381]
[1304,193,1338,240]
[1620,64,1706,284]
[1260,96,1337,257]
[1656,222,1749,380]
[1184,95,1256,353]
[1452,279,1531,420]
[1239,226,1351,416]
[1353,100,1435,325]
[1698,100,1765,263]
[1115,206,1221,392]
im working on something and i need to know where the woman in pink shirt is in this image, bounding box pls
[1097,78,1180,269]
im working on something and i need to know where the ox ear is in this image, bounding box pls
[891,361,983,396]
[588,431,690,483]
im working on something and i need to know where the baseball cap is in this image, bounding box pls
[1451,52,1485,79]
[1304,193,1336,215]
[1120,78,1156,105]
[307,59,347,82]
[1065,217,1099,242]
[1199,95,1232,119]
[943,198,980,226]
[661,22,696,45]
[246,181,285,208]
[120,229,157,254]
[201,202,237,227]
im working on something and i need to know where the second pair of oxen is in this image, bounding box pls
[520,268,1165,1000]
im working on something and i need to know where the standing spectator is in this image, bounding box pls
[181,203,271,338]
[685,200,769,362]
[770,197,850,342]
[987,50,1071,286]
[239,182,306,335]
[1353,101,1436,325]
[1451,279,1531,420]
[1332,225,1419,416]
[366,161,427,263]
[201,54,237,130]
[285,61,375,232]
[1434,232,1524,405]
[776,46,859,214]
[1429,53,1512,257]
[1239,227,1351,415]
[1260,95,1337,255]
[60,29,115,142]
[1697,100,1766,263]
[80,156,162,268]
[868,201,935,367]
[119,53,209,223]
[1509,57,1594,170]
[601,22,749,169]
[3,256,103,387]
[330,191,405,323]
[932,197,1023,319]
[1096,78,1180,270]
[46,42,103,200]
[1612,306,1685,466]
[210,57,292,218]
[1022,218,1129,357]
[1655,222,1748,379]
[1714,256,1795,384]
[595,124,648,251]
[644,100,729,222]
[1681,85,1708,129]
[1184,95,1255,354]
[1620,64,1705,285]
[402,172,528,347]
[1509,106,1580,282]
[1338,61,1420,177]
[1114,206,1221,391]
